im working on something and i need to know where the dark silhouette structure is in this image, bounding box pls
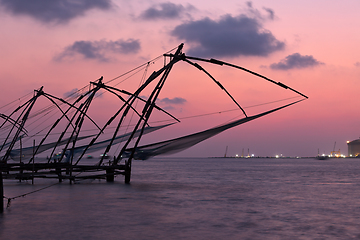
[0,44,308,212]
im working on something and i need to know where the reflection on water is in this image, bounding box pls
[1,157,360,239]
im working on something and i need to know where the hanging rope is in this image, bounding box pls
[3,181,61,209]
[2,163,108,209]
[0,91,33,111]
[104,45,180,86]
[148,96,302,124]
[114,62,151,155]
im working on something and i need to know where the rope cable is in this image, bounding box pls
[156,96,301,122]
[0,91,33,110]
[104,45,180,86]
[4,181,61,208]
[0,95,300,142]
[114,63,150,155]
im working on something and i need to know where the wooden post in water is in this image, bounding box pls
[56,164,62,183]
[124,160,131,184]
[0,170,4,213]
[32,140,35,185]
[106,168,114,182]
[19,136,23,182]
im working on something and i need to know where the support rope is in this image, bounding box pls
[3,181,61,209]
[2,164,112,209]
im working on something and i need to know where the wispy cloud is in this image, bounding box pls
[263,7,275,20]
[156,97,187,111]
[0,0,112,24]
[158,97,187,105]
[63,88,80,98]
[139,2,195,20]
[244,1,276,21]
[171,13,284,58]
[355,62,360,67]
[54,39,141,62]
[270,53,324,70]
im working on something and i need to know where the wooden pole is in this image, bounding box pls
[106,168,114,182]
[32,139,35,185]
[19,136,22,182]
[0,170,4,213]
[124,160,131,184]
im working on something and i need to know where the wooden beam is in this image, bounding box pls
[0,170,3,213]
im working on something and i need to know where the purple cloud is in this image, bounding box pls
[139,2,194,20]
[171,14,284,58]
[0,0,112,24]
[270,53,324,70]
[158,97,187,105]
[54,39,141,62]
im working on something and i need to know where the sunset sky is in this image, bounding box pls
[0,0,359,158]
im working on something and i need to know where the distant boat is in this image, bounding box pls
[316,155,329,160]
[316,149,329,160]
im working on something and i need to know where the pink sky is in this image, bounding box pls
[0,0,359,158]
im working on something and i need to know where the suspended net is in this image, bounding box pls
[124,100,304,160]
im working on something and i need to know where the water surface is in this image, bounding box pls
[1,157,360,239]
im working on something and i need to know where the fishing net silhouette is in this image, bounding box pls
[8,124,172,162]
[125,101,302,160]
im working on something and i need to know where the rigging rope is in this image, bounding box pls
[104,45,180,86]
[3,181,61,208]
[0,95,301,142]
[2,159,123,209]
[114,62,151,155]
[2,159,112,209]
[150,96,302,123]
[0,91,33,111]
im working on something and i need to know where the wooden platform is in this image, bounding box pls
[0,162,127,181]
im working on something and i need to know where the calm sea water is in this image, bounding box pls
[1,157,360,240]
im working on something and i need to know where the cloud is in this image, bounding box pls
[263,7,275,20]
[158,97,187,105]
[245,1,275,21]
[171,14,284,58]
[54,39,141,62]
[63,87,104,99]
[161,105,175,111]
[157,97,187,112]
[355,62,360,67]
[139,2,194,20]
[270,53,324,70]
[63,88,80,98]
[110,39,141,54]
[0,0,112,24]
